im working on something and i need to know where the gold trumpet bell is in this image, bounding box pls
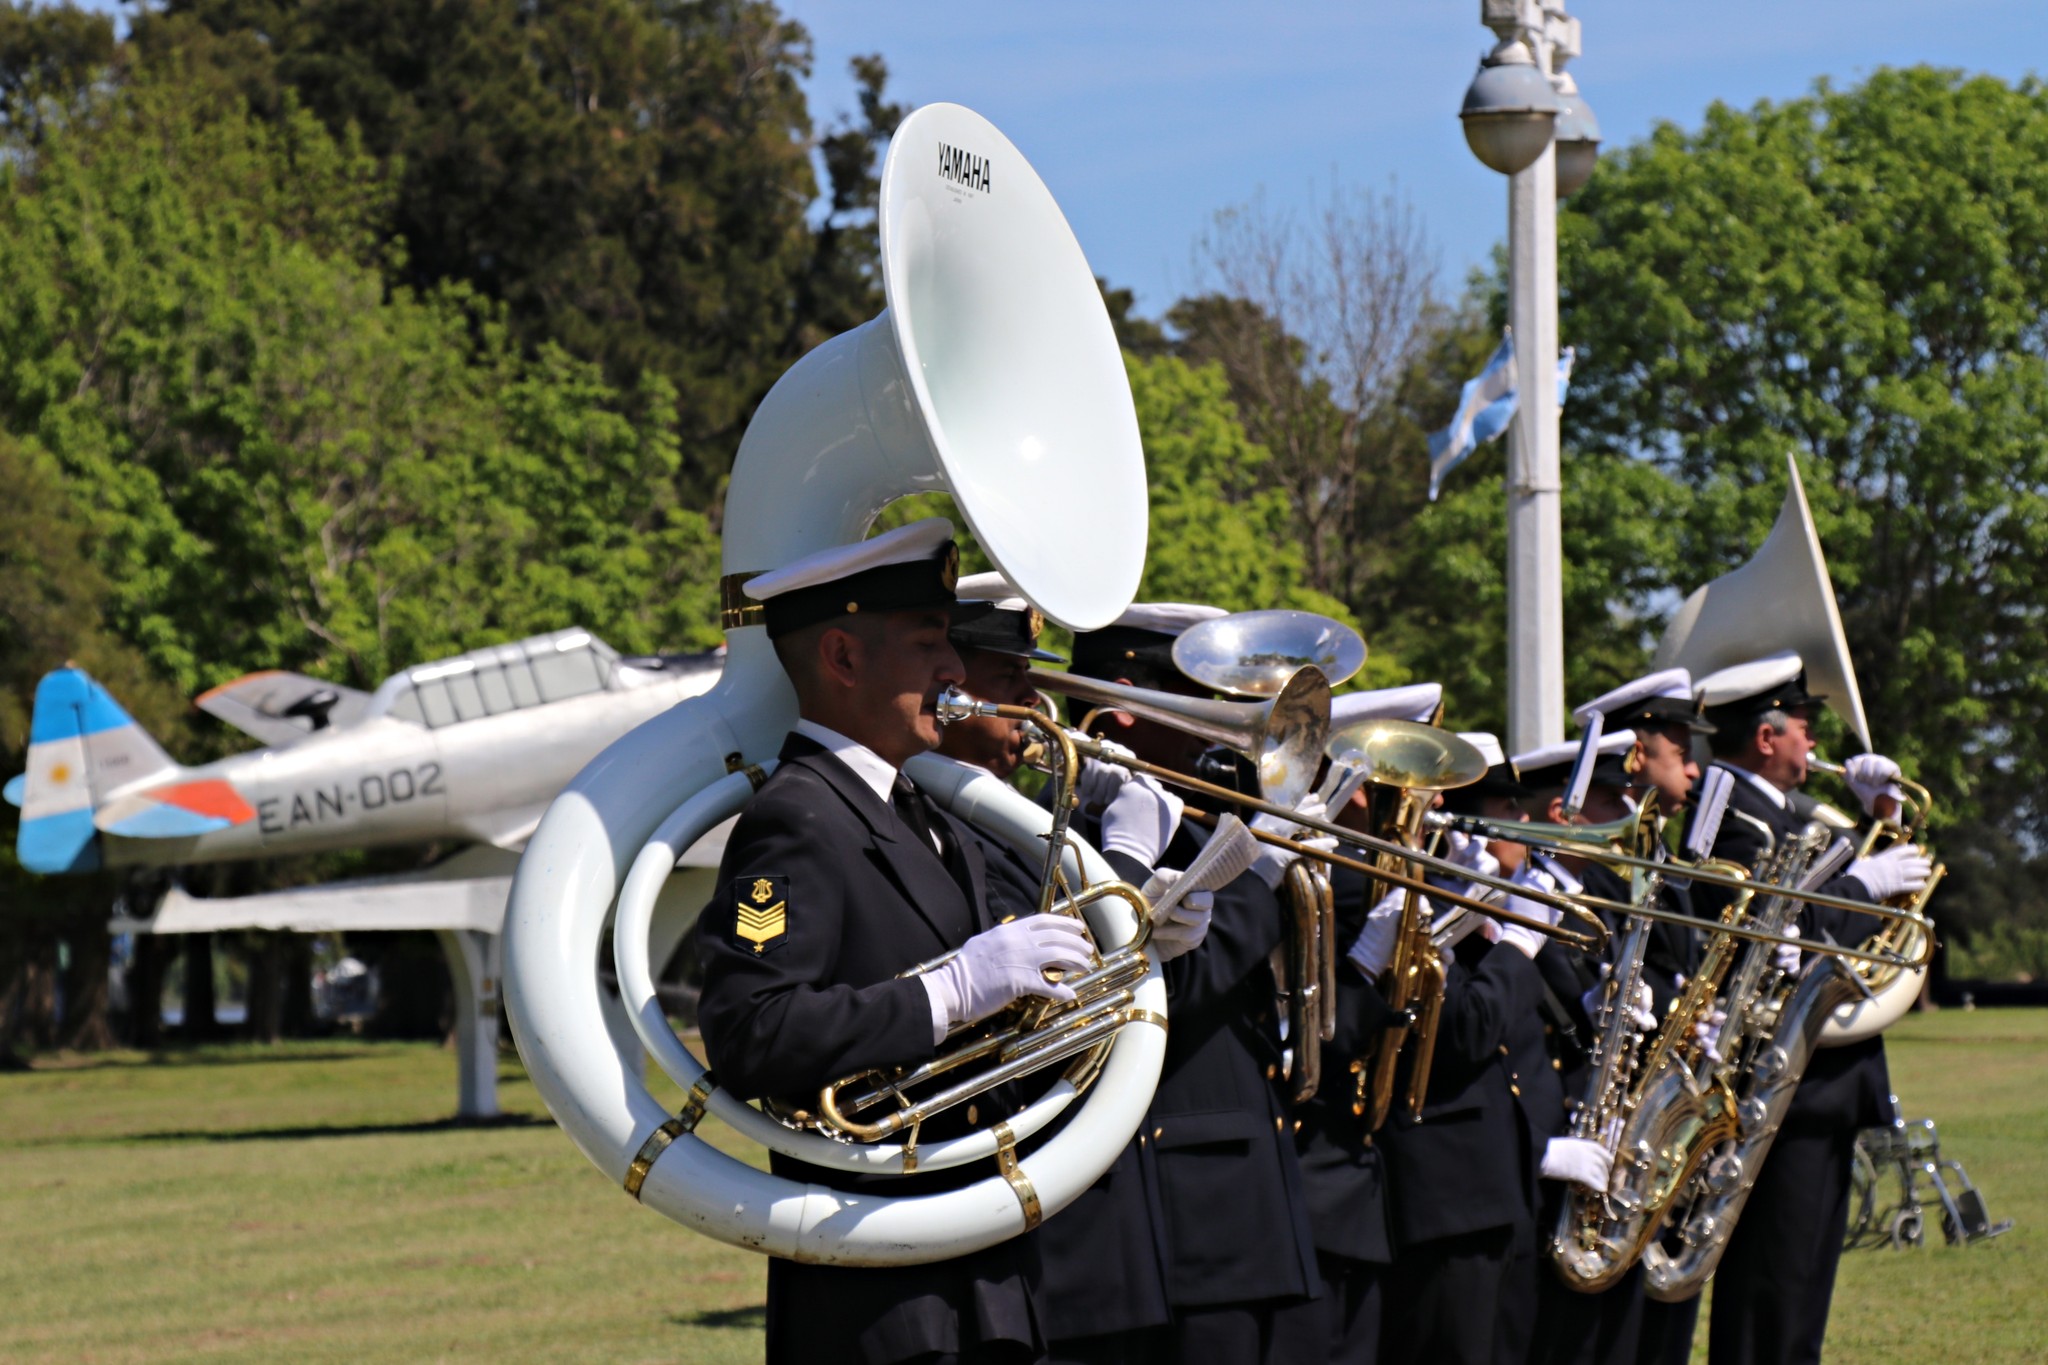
[1327,719,1489,793]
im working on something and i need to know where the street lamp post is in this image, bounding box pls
[1459,1,1595,755]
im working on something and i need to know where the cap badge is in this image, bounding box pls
[940,544,960,592]
[1026,607,1045,641]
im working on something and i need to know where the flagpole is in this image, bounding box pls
[1458,0,1593,754]
[1504,125,1564,754]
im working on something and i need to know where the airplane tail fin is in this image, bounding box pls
[5,667,182,873]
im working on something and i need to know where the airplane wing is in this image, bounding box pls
[195,671,372,746]
[113,841,720,945]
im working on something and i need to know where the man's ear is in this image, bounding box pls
[1104,676,1139,730]
[1546,795,1568,824]
[1752,721,1777,758]
[816,625,862,691]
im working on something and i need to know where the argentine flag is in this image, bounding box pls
[1426,332,1576,501]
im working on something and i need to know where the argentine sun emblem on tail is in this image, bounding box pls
[733,874,788,954]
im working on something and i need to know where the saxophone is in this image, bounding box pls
[1642,822,1859,1301]
[1551,852,1755,1292]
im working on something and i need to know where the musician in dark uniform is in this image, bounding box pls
[1569,670,1719,1365]
[1354,729,1563,1365]
[1049,603,1322,1365]
[697,518,1098,1365]
[1682,653,1930,1365]
[1497,731,1655,1365]
[1295,685,1443,1365]
[938,573,1069,786]
[1572,670,1718,1009]
[934,577,1220,1365]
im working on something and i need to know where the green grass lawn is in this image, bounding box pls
[2,1011,2041,1363]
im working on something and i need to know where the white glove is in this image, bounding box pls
[921,915,1096,1043]
[1249,794,1330,890]
[1843,754,1906,816]
[1345,888,1412,979]
[1692,1006,1727,1065]
[1139,869,1214,963]
[1845,844,1933,902]
[1075,757,1133,815]
[1099,772,1185,868]
[1581,965,1656,1030]
[1436,830,1500,898]
[1491,862,1560,959]
[1773,925,1802,977]
[1541,1136,1615,1192]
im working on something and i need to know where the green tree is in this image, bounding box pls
[1556,69,2048,925]
[137,0,823,498]
[0,432,193,1057]
[1126,353,1356,629]
[0,65,723,703]
[1548,67,2048,950]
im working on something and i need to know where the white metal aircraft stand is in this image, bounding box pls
[111,841,721,1118]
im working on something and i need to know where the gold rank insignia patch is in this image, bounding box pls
[734,874,788,954]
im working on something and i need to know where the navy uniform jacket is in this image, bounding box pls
[956,809,1179,1342]
[1102,822,1320,1309]
[1289,865,1400,1266]
[1030,806,1317,1326]
[1377,921,1548,1247]
[697,733,1047,1365]
[1677,770,1893,1132]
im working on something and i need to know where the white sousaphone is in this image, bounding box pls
[501,103,1157,1267]
[1653,454,1927,1045]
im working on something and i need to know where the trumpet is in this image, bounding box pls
[1420,809,1933,972]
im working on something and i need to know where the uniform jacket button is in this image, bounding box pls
[1498,1044,1510,1057]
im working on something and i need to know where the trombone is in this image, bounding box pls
[1419,809,1935,971]
[1021,667,1611,952]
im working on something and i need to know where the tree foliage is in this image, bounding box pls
[1558,67,2048,859]
[134,0,848,497]
[0,65,720,701]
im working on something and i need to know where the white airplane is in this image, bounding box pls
[6,627,720,874]
[5,627,726,1117]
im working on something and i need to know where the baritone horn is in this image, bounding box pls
[1175,609,1365,1103]
[1807,757,1944,1046]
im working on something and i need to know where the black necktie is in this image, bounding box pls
[892,775,944,857]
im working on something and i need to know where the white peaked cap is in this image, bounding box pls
[1512,729,1639,775]
[743,518,954,601]
[1458,731,1507,768]
[1694,650,1805,708]
[1572,667,1694,728]
[1331,683,1443,727]
[1106,602,1228,636]
[955,570,1026,610]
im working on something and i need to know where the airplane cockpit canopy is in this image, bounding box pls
[373,629,627,729]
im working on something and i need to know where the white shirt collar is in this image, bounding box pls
[1714,760,1788,810]
[794,719,899,806]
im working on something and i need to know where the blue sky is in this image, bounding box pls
[791,0,2048,317]
[77,1,2048,318]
